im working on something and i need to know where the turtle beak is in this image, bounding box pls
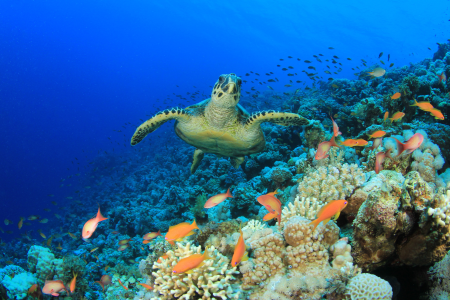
[221,77,238,94]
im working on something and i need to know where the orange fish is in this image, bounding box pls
[18,217,24,229]
[438,71,447,83]
[429,108,445,120]
[118,238,133,245]
[42,280,67,297]
[367,67,385,77]
[391,133,424,157]
[354,139,368,146]
[204,188,233,208]
[143,240,151,244]
[330,115,342,137]
[375,149,392,174]
[257,191,281,225]
[368,138,383,150]
[383,111,389,123]
[340,139,359,147]
[82,207,108,241]
[143,230,161,240]
[69,272,77,294]
[315,135,339,160]
[263,211,278,221]
[231,226,248,267]
[389,112,405,123]
[410,99,434,112]
[390,92,401,99]
[157,254,169,263]
[118,279,128,290]
[172,250,211,274]
[309,200,348,231]
[139,283,153,290]
[165,220,200,245]
[368,130,386,139]
[118,244,129,251]
[27,284,38,295]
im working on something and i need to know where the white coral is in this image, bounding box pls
[345,273,392,300]
[151,243,241,300]
[281,196,325,227]
[297,163,365,202]
[428,190,450,227]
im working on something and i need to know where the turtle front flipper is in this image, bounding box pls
[230,157,245,169]
[131,108,190,146]
[244,111,310,128]
[190,149,205,174]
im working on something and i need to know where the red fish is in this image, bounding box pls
[315,135,339,160]
[391,133,424,157]
[82,207,108,241]
[204,188,233,208]
[309,200,348,231]
[375,149,392,174]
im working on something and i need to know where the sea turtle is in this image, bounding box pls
[131,73,310,173]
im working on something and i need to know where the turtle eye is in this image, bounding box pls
[237,78,242,86]
[219,75,225,83]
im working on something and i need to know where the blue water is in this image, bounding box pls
[0,0,449,234]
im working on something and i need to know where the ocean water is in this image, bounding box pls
[1,0,450,299]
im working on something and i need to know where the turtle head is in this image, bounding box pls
[211,73,242,108]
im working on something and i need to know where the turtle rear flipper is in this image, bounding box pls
[131,108,190,145]
[190,149,205,174]
[244,111,310,128]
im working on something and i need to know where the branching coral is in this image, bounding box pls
[281,196,325,227]
[151,242,241,299]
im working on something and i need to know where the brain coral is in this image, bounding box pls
[297,163,365,202]
[345,273,392,300]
